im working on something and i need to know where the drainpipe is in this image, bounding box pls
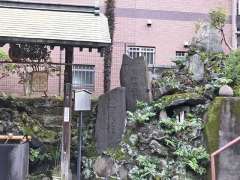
[232,0,238,49]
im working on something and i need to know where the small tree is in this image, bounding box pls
[0,43,53,96]
[209,7,232,51]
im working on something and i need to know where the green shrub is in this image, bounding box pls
[127,102,155,124]
[129,155,161,180]
[0,49,9,60]
[225,50,240,85]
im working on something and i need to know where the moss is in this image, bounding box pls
[123,129,137,145]
[20,113,58,143]
[204,97,224,154]
[85,141,98,158]
[105,146,128,161]
[231,98,240,119]
[153,93,202,110]
[0,49,9,60]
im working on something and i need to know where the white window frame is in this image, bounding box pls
[176,51,187,60]
[72,65,95,91]
[126,46,155,65]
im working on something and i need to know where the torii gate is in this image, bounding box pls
[0,1,111,179]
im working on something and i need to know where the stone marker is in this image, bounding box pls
[219,85,234,96]
[159,110,168,121]
[93,156,116,177]
[120,54,151,111]
[95,87,126,153]
[189,54,204,81]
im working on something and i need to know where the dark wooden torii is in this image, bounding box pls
[0,1,111,179]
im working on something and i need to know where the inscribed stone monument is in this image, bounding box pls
[95,87,126,153]
[120,54,150,111]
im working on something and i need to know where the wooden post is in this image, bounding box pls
[232,0,238,49]
[61,46,73,180]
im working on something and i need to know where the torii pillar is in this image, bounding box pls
[61,46,73,180]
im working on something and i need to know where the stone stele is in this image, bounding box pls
[120,54,151,111]
[95,87,127,153]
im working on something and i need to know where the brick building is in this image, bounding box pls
[0,0,237,97]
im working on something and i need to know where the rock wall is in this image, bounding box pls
[205,97,240,180]
[0,95,100,179]
[0,96,64,178]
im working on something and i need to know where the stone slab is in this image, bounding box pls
[120,54,150,111]
[95,87,126,153]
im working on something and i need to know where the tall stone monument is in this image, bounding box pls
[95,87,127,153]
[120,54,151,111]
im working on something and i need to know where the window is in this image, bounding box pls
[176,51,187,60]
[72,65,95,91]
[126,46,155,65]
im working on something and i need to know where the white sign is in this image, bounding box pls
[64,107,70,122]
[74,90,91,111]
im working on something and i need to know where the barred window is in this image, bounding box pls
[127,46,155,65]
[176,51,187,60]
[72,65,95,91]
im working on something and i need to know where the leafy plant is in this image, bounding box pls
[174,144,209,175]
[0,49,9,60]
[155,71,180,89]
[129,155,161,180]
[127,103,155,124]
[30,149,41,162]
[225,50,240,85]
[211,77,232,88]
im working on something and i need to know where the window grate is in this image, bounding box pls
[126,46,155,65]
[72,65,95,92]
[176,51,187,60]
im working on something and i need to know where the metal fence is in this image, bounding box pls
[0,45,105,97]
[0,42,175,98]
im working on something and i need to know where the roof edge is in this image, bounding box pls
[0,36,111,48]
[0,0,100,15]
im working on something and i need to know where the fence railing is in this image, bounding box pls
[211,136,240,180]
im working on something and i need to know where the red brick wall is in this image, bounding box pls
[0,0,233,96]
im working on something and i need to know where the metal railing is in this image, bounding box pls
[211,136,240,180]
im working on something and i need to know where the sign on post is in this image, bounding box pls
[74,89,92,180]
[74,90,92,111]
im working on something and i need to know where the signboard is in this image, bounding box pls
[74,90,91,111]
[64,107,70,122]
[31,71,48,92]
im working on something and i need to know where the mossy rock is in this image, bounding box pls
[104,146,128,161]
[204,97,223,180]
[153,93,204,111]
[204,97,223,154]
[20,113,58,143]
